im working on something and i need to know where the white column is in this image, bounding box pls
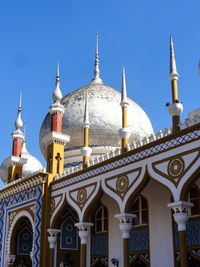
[47,229,60,267]
[75,222,93,267]
[168,201,193,267]
[115,213,136,267]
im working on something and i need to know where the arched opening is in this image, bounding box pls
[11,217,33,267]
[129,195,149,267]
[53,205,79,267]
[91,203,108,267]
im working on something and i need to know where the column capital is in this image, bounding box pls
[47,229,60,249]
[6,254,16,264]
[75,222,93,244]
[115,213,136,238]
[115,213,136,223]
[168,201,193,213]
[168,201,193,231]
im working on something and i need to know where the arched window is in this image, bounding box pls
[188,185,200,216]
[60,213,78,250]
[95,205,108,233]
[132,196,148,226]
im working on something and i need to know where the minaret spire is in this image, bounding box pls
[15,92,23,131]
[53,62,62,103]
[83,92,90,128]
[169,36,179,81]
[166,36,183,134]
[81,93,92,168]
[119,67,130,152]
[121,67,128,106]
[91,33,102,84]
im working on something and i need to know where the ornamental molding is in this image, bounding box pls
[52,128,200,192]
[104,168,142,200]
[152,148,200,186]
[0,175,46,199]
[67,182,100,222]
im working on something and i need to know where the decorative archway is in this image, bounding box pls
[8,212,34,267]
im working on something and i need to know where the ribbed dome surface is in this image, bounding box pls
[40,82,154,157]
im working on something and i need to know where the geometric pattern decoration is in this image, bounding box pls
[152,150,200,186]
[91,234,108,256]
[60,216,78,250]
[105,168,141,200]
[32,185,43,267]
[0,184,42,267]
[52,129,200,191]
[174,220,200,248]
[129,227,149,252]
[69,183,97,210]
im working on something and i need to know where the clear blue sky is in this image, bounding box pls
[0,0,200,187]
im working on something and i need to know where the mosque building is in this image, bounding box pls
[0,35,200,267]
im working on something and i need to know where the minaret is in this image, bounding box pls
[8,94,27,182]
[91,33,103,84]
[44,64,70,175]
[119,67,131,152]
[81,93,92,168]
[167,36,183,133]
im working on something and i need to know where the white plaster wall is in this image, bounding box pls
[143,180,174,267]
[101,194,123,267]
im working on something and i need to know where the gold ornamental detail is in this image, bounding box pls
[168,158,185,178]
[116,175,129,197]
[77,189,87,206]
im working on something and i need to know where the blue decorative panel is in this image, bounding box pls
[174,220,200,249]
[129,227,149,252]
[17,225,33,255]
[91,234,108,256]
[32,184,42,267]
[60,216,78,250]
[0,184,43,267]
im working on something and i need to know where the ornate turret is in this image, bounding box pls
[91,33,102,84]
[81,93,92,168]
[42,64,70,175]
[119,67,131,152]
[12,93,24,157]
[0,96,43,183]
[166,36,183,134]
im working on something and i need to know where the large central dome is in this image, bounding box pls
[40,81,154,166]
[40,36,153,167]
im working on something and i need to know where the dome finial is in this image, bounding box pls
[53,63,62,103]
[15,92,23,131]
[121,66,129,107]
[91,33,102,84]
[169,36,179,80]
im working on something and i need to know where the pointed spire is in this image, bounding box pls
[53,62,62,103]
[83,93,90,128]
[120,67,129,107]
[169,36,179,80]
[15,92,23,131]
[91,33,102,84]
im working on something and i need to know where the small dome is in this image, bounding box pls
[0,142,43,183]
[40,82,154,166]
